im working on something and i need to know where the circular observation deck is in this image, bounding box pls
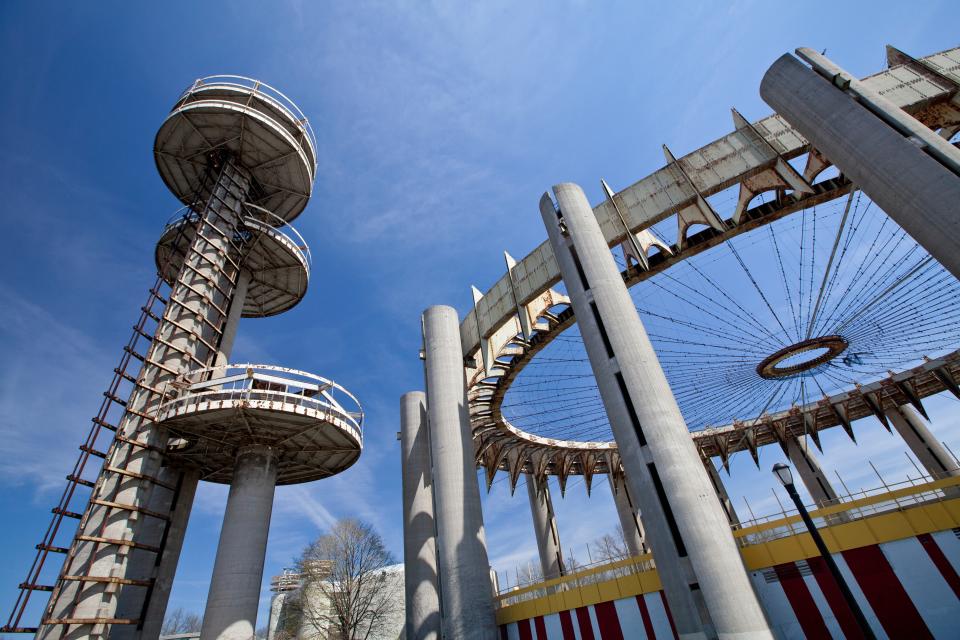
[156,204,311,317]
[155,364,363,484]
[155,75,317,222]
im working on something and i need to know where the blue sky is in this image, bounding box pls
[1,0,958,629]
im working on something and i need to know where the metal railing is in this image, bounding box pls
[733,473,960,547]
[162,204,312,268]
[177,75,317,170]
[496,554,656,609]
[157,364,363,439]
[495,473,960,610]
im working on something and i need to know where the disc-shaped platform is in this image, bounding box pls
[156,205,310,317]
[155,76,317,222]
[156,364,363,485]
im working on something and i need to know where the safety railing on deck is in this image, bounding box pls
[495,474,960,612]
[733,474,960,547]
[496,554,656,609]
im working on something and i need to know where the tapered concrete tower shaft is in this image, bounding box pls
[121,270,252,640]
[421,306,497,640]
[525,474,565,580]
[40,158,252,639]
[541,183,772,640]
[609,475,647,556]
[201,445,278,640]
[702,458,740,526]
[400,391,441,640]
[887,405,960,481]
[760,52,960,280]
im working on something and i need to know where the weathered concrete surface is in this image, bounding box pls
[702,458,740,526]
[541,187,705,639]
[760,52,960,280]
[422,306,498,640]
[609,474,647,556]
[887,404,960,481]
[543,183,773,640]
[525,473,565,580]
[400,391,441,640]
[201,445,278,640]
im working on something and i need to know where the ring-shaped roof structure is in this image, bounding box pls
[460,46,960,492]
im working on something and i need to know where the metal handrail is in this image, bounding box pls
[161,205,312,268]
[495,474,960,608]
[177,75,317,169]
[159,363,363,433]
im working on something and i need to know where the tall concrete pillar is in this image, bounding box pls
[400,391,441,640]
[525,473,565,580]
[760,51,960,280]
[702,458,740,526]
[541,183,772,640]
[608,474,647,556]
[132,467,200,640]
[421,306,498,640]
[886,404,960,481]
[782,436,841,507]
[201,445,278,640]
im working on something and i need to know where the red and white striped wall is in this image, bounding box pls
[499,590,679,640]
[498,531,960,640]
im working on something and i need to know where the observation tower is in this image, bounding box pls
[4,76,363,640]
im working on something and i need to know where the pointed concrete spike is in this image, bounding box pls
[600,178,615,199]
[896,380,929,420]
[802,412,823,452]
[831,401,856,443]
[861,391,891,431]
[662,144,678,164]
[886,44,911,67]
[933,367,960,399]
[731,107,750,130]
[504,251,517,270]
[471,285,483,304]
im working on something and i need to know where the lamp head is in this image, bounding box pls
[772,462,794,487]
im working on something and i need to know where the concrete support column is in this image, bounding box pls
[541,183,771,640]
[201,445,278,640]
[525,473,565,580]
[133,467,200,639]
[760,52,960,280]
[400,391,441,640]
[887,404,960,480]
[702,458,740,526]
[214,268,251,367]
[783,436,841,508]
[421,306,497,640]
[608,474,647,556]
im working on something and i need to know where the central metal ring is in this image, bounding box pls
[756,335,849,379]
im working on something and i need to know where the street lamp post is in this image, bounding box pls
[772,462,876,640]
